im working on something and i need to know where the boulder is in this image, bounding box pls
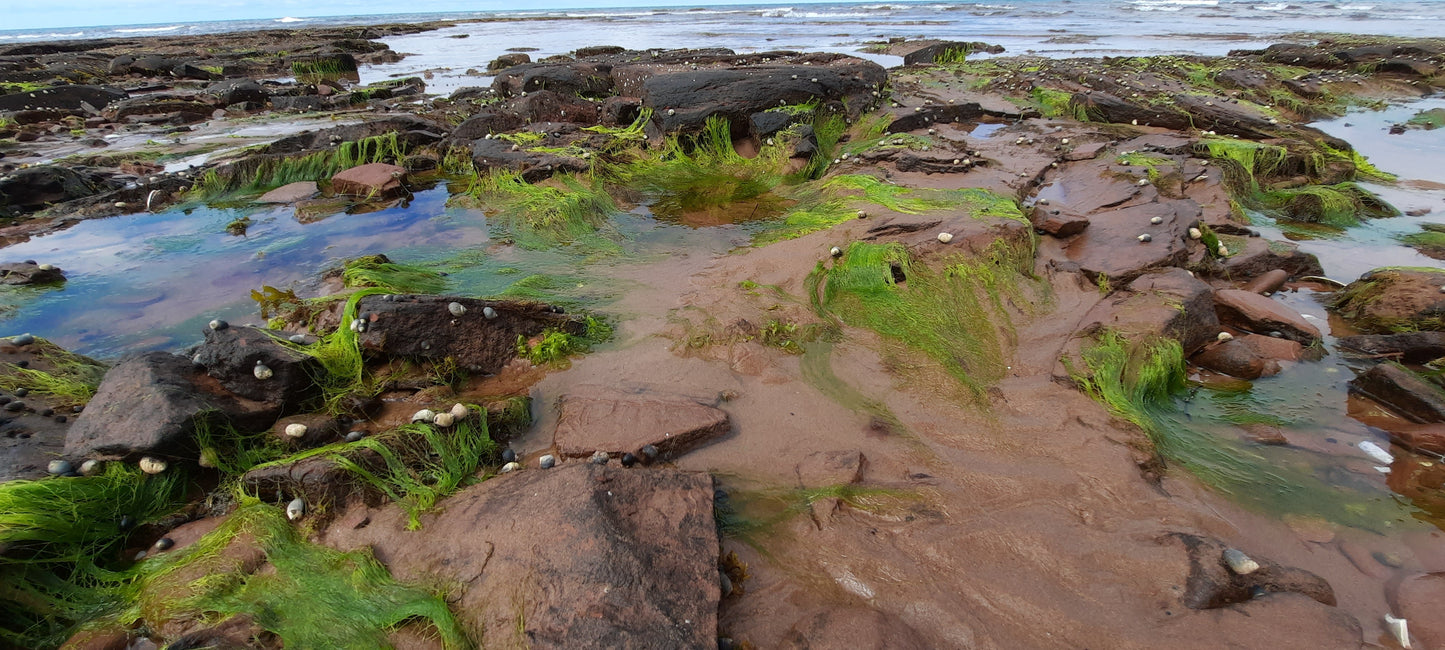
[552,386,730,460]
[255,181,318,204]
[1350,362,1445,423]
[1213,289,1321,345]
[1220,236,1323,279]
[468,137,587,182]
[1193,334,1303,380]
[239,452,364,506]
[0,261,64,285]
[447,109,526,143]
[487,52,531,71]
[271,413,344,448]
[192,326,321,408]
[204,79,268,106]
[1241,269,1290,295]
[1393,572,1445,650]
[505,90,600,124]
[1168,533,1335,610]
[320,464,719,649]
[1337,331,1445,364]
[353,295,584,373]
[64,352,274,461]
[1331,268,1445,334]
[0,84,126,112]
[330,163,408,199]
[900,40,1004,66]
[1029,207,1089,237]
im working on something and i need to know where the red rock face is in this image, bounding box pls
[330,162,407,199]
[320,464,721,650]
[1213,288,1322,344]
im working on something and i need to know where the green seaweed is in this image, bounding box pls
[340,255,448,294]
[467,170,619,249]
[610,115,789,220]
[516,315,613,367]
[189,133,406,200]
[0,338,106,408]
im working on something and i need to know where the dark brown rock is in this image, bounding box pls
[552,385,730,460]
[899,40,1004,65]
[1350,362,1445,424]
[239,446,372,507]
[330,163,407,199]
[1376,422,1445,455]
[1214,289,1321,345]
[1030,207,1089,237]
[1337,331,1445,364]
[193,326,320,409]
[491,60,616,98]
[1168,533,1336,610]
[0,165,119,218]
[320,464,719,650]
[467,136,588,182]
[64,351,276,461]
[354,295,584,373]
[1221,237,1323,279]
[0,84,126,112]
[204,79,267,106]
[487,52,531,71]
[639,58,886,133]
[271,413,343,448]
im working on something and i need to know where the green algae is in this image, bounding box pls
[466,170,619,250]
[189,132,407,200]
[340,255,449,294]
[0,337,106,408]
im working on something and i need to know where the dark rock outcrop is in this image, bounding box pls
[0,261,64,285]
[1331,267,1445,334]
[1337,331,1445,364]
[639,59,886,133]
[204,79,268,106]
[0,84,125,112]
[0,165,120,218]
[193,326,320,409]
[353,295,584,373]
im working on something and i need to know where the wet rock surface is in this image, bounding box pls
[321,464,719,649]
[1193,334,1303,380]
[1213,289,1322,345]
[193,326,320,409]
[0,260,64,284]
[1332,268,1445,334]
[354,295,583,373]
[1169,533,1336,609]
[1350,363,1445,424]
[551,385,731,460]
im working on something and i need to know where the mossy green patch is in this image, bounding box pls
[811,238,1042,404]
[466,170,619,250]
[516,315,613,367]
[609,115,790,221]
[340,255,448,294]
[0,338,107,408]
[190,132,406,200]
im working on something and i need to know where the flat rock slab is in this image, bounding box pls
[321,464,719,650]
[1057,199,1199,282]
[1214,289,1321,345]
[1337,331,1445,364]
[355,295,583,374]
[1192,334,1303,380]
[1350,363,1445,424]
[255,181,318,204]
[553,385,730,460]
[1072,268,1220,356]
[331,163,407,199]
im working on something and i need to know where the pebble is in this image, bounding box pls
[153,537,174,551]
[1223,548,1260,575]
[289,334,308,344]
[4,401,25,412]
[483,306,498,320]
[119,515,134,531]
[500,461,521,473]
[539,454,556,469]
[284,423,308,438]
[590,450,610,465]
[621,453,639,467]
[640,445,659,463]
[79,459,101,476]
[1217,332,1234,342]
[14,387,28,398]
[448,301,467,316]
[1137,234,1152,243]
[139,456,167,474]
[937,232,954,244]
[208,319,228,331]
[47,459,73,475]
[345,430,365,442]
[286,497,306,521]
[501,448,517,463]
[10,333,35,346]
[720,572,734,598]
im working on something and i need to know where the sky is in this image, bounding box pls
[4,0,813,31]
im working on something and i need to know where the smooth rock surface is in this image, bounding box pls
[1213,289,1321,345]
[552,385,730,460]
[330,163,407,199]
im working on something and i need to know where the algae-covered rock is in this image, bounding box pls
[1331,267,1445,334]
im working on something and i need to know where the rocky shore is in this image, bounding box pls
[2,26,1445,650]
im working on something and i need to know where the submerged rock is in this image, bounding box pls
[0,262,65,285]
[1350,363,1445,424]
